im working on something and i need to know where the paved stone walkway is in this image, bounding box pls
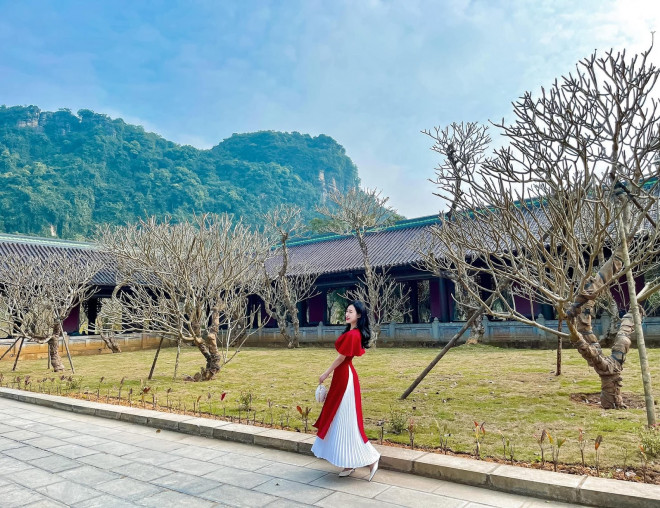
[0,398,582,507]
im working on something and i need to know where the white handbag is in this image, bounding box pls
[315,384,328,403]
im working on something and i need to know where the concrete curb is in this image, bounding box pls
[1,387,659,508]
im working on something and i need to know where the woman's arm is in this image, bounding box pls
[319,354,346,384]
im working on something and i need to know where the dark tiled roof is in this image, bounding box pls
[269,215,441,276]
[0,234,117,286]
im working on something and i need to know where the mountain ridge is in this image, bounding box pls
[0,105,360,239]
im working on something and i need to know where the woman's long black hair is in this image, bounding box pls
[344,300,371,349]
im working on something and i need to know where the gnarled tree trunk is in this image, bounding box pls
[196,307,222,380]
[100,334,122,353]
[566,248,631,408]
[49,322,65,372]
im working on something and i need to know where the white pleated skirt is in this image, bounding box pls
[311,368,380,468]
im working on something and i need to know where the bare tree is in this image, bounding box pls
[416,123,492,344]
[413,44,660,425]
[99,214,271,380]
[0,251,102,371]
[259,205,318,348]
[317,188,408,344]
[344,268,411,328]
[90,297,123,353]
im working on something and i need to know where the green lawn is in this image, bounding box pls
[2,343,659,472]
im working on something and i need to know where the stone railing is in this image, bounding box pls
[245,316,660,348]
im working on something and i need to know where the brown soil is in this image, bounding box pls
[570,391,646,409]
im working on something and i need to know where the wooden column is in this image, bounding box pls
[408,281,419,323]
[307,289,327,324]
[430,278,442,321]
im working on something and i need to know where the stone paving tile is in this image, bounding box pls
[22,422,56,434]
[78,452,132,470]
[40,428,80,440]
[9,465,62,489]
[109,461,169,482]
[0,437,26,452]
[64,434,111,447]
[3,429,42,441]
[95,476,164,501]
[150,471,223,496]
[210,452,274,471]
[169,444,228,461]
[255,448,319,467]
[36,480,103,505]
[0,483,51,507]
[303,457,345,473]
[24,436,67,450]
[23,498,69,507]
[0,455,34,474]
[178,435,265,456]
[81,425,124,437]
[132,437,184,453]
[201,483,280,507]
[309,474,390,498]
[254,462,330,484]
[2,417,33,427]
[254,477,334,505]
[432,478,527,507]
[51,421,90,432]
[0,425,21,435]
[73,493,142,507]
[314,491,402,508]
[91,441,142,456]
[368,468,451,493]
[203,464,274,489]
[266,499,316,508]
[106,432,150,445]
[374,485,468,508]
[139,489,218,507]
[159,456,220,476]
[58,465,122,486]
[49,443,100,459]
[122,449,174,466]
[18,412,57,422]
[3,445,53,461]
[27,454,81,472]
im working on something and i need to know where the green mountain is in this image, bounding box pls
[0,105,360,239]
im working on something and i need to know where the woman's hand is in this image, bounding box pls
[319,372,329,384]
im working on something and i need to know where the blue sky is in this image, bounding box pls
[1,0,658,217]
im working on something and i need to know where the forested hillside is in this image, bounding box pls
[0,105,360,239]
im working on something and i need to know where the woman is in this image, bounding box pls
[312,300,380,481]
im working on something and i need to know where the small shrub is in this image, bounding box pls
[578,428,586,468]
[388,405,407,434]
[435,420,451,454]
[473,421,486,460]
[639,425,660,459]
[536,429,547,466]
[408,419,415,449]
[546,431,566,472]
[297,405,312,433]
[238,391,253,412]
[595,435,603,476]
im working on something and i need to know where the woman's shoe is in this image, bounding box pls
[338,468,355,477]
[368,460,379,482]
